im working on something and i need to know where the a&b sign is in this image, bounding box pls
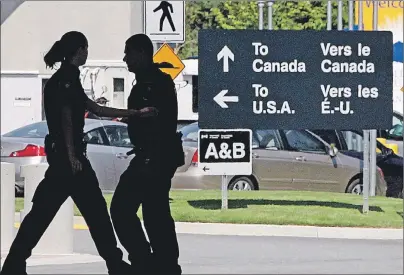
[198,129,252,176]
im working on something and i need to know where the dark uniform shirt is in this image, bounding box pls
[127,65,178,154]
[43,62,88,156]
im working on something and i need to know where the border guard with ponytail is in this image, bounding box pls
[0,31,158,275]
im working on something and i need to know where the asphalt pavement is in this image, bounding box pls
[25,229,403,274]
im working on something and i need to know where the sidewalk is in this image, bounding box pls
[13,213,403,240]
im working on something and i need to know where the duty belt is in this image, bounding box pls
[44,134,88,157]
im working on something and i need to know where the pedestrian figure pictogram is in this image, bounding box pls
[144,1,185,43]
[153,1,176,32]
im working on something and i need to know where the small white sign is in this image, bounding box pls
[13,97,31,107]
[198,129,253,176]
[144,1,185,43]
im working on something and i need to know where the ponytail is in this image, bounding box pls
[44,40,64,69]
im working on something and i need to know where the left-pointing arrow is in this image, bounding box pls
[213,90,239,109]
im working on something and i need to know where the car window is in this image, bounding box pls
[389,114,403,139]
[2,122,49,138]
[389,124,403,138]
[393,113,402,127]
[254,130,281,150]
[310,130,340,149]
[104,126,133,148]
[179,123,199,142]
[342,130,393,153]
[84,128,106,145]
[283,130,326,152]
[341,130,364,151]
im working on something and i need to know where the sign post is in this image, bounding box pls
[221,175,228,210]
[198,129,253,210]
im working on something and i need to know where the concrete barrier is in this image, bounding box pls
[20,163,74,255]
[1,162,15,252]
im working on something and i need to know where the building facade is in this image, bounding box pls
[1,1,144,134]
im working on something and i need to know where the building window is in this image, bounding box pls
[113,78,125,93]
[192,76,198,113]
[113,78,125,109]
[114,78,125,93]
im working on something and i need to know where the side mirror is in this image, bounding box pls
[385,147,393,156]
[328,143,338,158]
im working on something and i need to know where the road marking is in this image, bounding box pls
[14,222,89,230]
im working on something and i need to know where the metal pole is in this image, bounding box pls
[221,175,228,210]
[267,1,274,30]
[358,0,369,213]
[337,0,343,30]
[348,0,354,30]
[327,1,333,30]
[363,131,370,214]
[370,1,379,196]
[258,1,265,30]
[358,0,364,31]
[345,1,354,150]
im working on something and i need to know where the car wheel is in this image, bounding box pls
[346,178,363,195]
[228,176,255,191]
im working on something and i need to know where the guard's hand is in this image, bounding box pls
[69,156,83,175]
[138,107,159,117]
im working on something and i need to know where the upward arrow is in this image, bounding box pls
[217,45,234,73]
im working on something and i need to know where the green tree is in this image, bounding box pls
[273,1,349,30]
[177,1,350,59]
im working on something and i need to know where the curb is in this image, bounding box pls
[14,219,404,240]
[173,222,404,240]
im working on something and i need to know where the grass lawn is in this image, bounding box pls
[15,190,404,228]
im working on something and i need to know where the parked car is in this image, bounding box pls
[310,129,403,198]
[174,123,387,196]
[1,119,136,195]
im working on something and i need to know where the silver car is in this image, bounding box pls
[172,123,387,196]
[1,119,135,195]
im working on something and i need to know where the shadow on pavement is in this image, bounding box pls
[187,199,384,213]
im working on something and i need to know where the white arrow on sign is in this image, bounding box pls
[213,90,239,108]
[217,45,234,73]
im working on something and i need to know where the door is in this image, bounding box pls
[83,127,116,191]
[251,130,294,190]
[103,125,135,187]
[281,130,342,191]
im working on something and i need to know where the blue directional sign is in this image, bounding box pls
[198,30,393,130]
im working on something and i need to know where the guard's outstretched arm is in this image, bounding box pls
[85,98,158,118]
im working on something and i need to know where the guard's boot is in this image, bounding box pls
[108,260,134,275]
[0,260,28,275]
